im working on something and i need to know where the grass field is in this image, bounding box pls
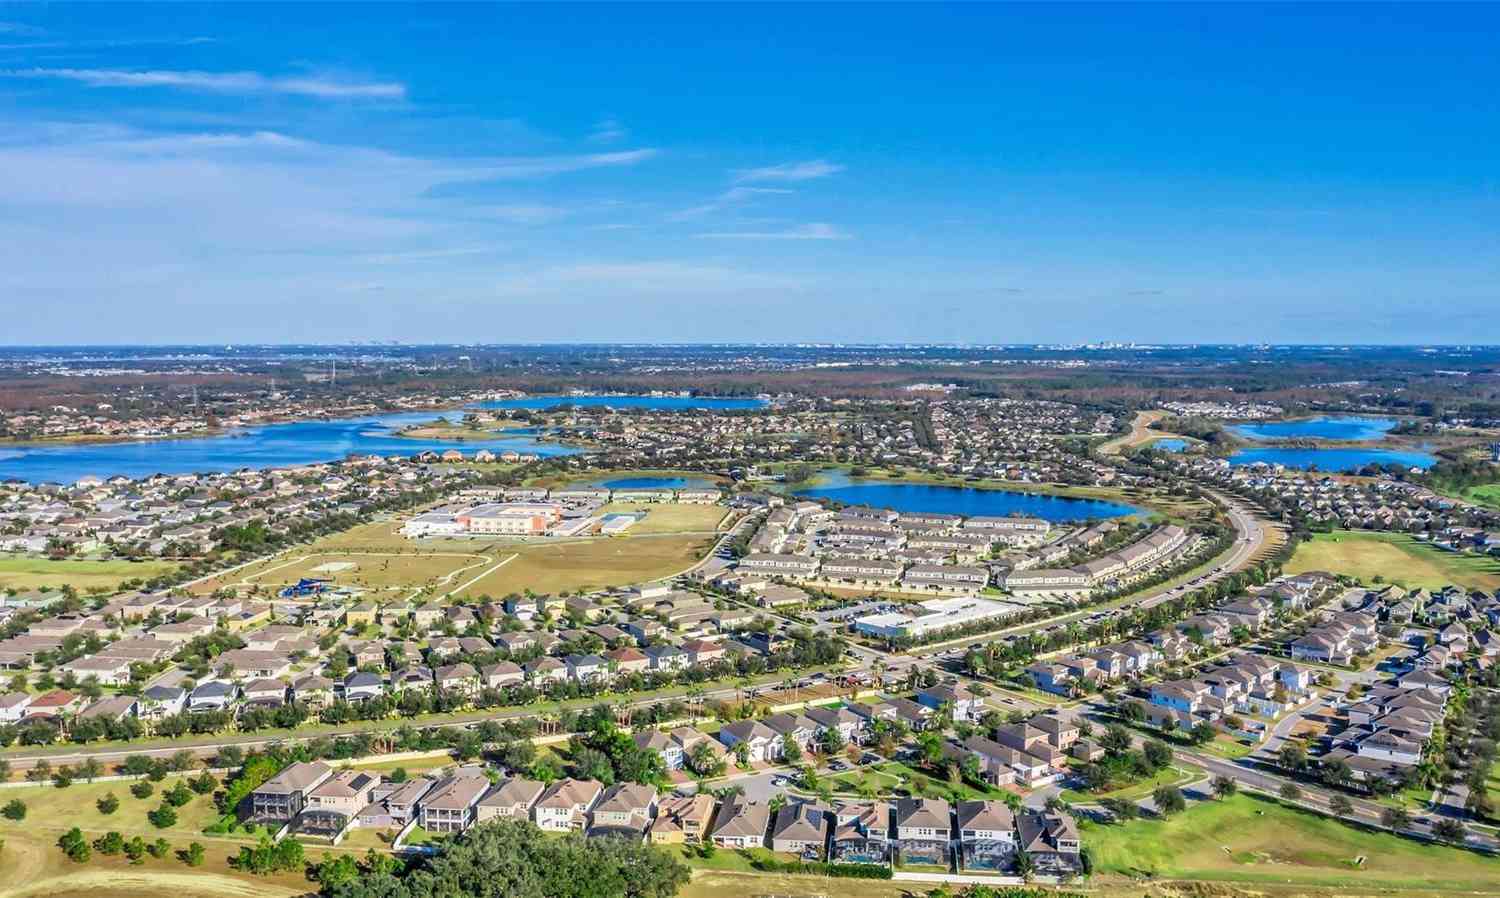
[0,557,178,594]
[597,502,727,535]
[827,768,904,795]
[1059,764,1201,804]
[1083,792,1500,892]
[0,775,233,845]
[1461,483,1500,511]
[192,548,495,597]
[453,533,716,598]
[1287,529,1500,591]
[0,832,307,898]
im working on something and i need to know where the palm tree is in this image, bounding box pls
[1013,849,1035,882]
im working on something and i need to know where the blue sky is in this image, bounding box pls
[1,3,1496,344]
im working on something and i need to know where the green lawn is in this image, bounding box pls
[672,846,763,873]
[1060,764,1201,804]
[875,761,1009,802]
[0,556,178,593]
[1459,483,1500,511]
[1287,530,1500,591]
[1083,792,1500,891]
[828,768,904,796]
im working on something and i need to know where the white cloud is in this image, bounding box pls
[671,186,794,220]
[0,121,662,309]
[733,159,844,183]
[459,204,569,225]
[589,117,627,143]
[2,67,407,100]
[356,247,501,265]
[492,260,799,296]
[696,222,850,241]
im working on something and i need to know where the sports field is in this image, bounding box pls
[0,557,178,594]
[1286,529,1500,591]
[192,549,495,597]
[453,534,714,598]
[596,502,727,535]
[1082,792,1500,892]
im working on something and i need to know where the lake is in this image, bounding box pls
[792,474,1141,521]
[1228,446,1435,471]
[0,411,578,484]
[1230,416,1399,442]
[594,476,718,489]
[474,394,766,411]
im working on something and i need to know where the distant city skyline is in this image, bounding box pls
[2,3,1496,344]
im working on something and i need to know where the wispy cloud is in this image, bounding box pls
[671,186,794,220]
[696,222,850,241]
[461,204,569,224]
[356,247,500,265]
[589,117,627,143]
[0,35,215,51]
[2,67,407,100]
[493,260,798,296]
[733,159,844,183]
[464,149,658,181]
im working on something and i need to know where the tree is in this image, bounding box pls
[1188,722,1216,745]
[319,815,689,898]
[130,780,154,799]
[687,741,726,778]
[1321,758,1353,789]
[1101,724,1132,756]
[1013,849,1035,882]
[57,827,90,863]
[164,782,194,807]
[1210,775,1237,800]
[1100,797,1138,821]
[97,792,120,815]
[780,732,802,764]
[1279,782,1302,802]
[315,852,362,889]
[1330,793,1354,817]
[1278,741,1307,772]
[183,841,206,867]
[148,804,178,828]
[1381,806,1412,830]
[1142,739,1172,771]
[2,799,25,820]
[1153,785,1187,816]
[94,831,125,855]
[1433,818,1467,843]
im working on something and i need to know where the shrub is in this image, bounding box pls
[747,856,893,879]
[164,782,194,808]
[57,827,90,863]
[97,792,120,815]
[130,781,154,800]
[148,804,178,829]
[182,841,205,866]
[2,799,25,821]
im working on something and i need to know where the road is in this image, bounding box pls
[1044,695,1500,853]
[915,491,1274,659]
[1098,409,1170,455]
